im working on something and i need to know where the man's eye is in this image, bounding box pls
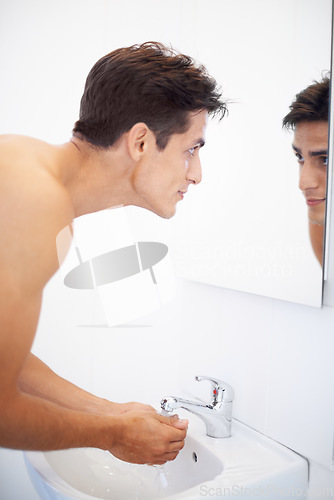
[295,153,304,163]
[320,156,328,166]
[188,147,195,157]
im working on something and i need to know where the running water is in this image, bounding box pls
[149,409,173,489]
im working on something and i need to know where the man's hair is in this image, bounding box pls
[282,74,330,130]
[73,41,227,149]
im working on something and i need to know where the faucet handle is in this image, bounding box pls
[195,375,234,404]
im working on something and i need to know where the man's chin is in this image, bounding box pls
[160,210,176,220]
[155,205,177,220]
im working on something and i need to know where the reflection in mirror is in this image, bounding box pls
[323,9,334,307]
[282,76,329,268]
[167,0,332,307]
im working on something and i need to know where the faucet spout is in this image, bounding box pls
[161,376,234,439]
[161,396,207,413]
[161,395,233,439]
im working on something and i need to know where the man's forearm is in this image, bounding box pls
[18,353,116,416]
[11,353,189,464]
[0,388,112,451]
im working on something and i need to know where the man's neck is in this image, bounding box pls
[58,136,137,218]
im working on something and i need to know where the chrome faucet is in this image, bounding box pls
[161,376,234,438]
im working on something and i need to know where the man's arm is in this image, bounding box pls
[0,162,187,463]
[18,353,154,415]
[2,281,186,463]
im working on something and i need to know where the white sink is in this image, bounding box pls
[25,417,308,500]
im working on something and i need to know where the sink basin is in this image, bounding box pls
[25,417,308,500]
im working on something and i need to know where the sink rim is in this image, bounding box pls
[24,418,308,500]
[25,431,222,500]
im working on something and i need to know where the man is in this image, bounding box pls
[0,42,226,464]
[282,75,329,266]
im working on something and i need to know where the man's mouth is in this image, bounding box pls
[306,198,326,207]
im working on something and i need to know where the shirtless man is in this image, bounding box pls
[0,42,226,465]
[283,76,329,266]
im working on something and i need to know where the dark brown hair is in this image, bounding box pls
[73,42,227,149]
[282,75,330,130]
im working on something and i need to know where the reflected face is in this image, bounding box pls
[133,110,207,219]
[292,121,328,225]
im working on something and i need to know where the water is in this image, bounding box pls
[148,409,174,490]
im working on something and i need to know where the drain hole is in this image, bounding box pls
[192,452,198,463]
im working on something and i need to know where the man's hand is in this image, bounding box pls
[109,411,188,465]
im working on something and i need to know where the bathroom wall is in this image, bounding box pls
[1,0,334,499]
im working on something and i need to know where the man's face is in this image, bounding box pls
[292,121,328,225]
[133,110,208,219]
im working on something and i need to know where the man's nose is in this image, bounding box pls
[187,156,202,185]
[299,162,319,192]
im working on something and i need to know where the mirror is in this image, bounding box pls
[323,7,334,307]
[163,0,332,307]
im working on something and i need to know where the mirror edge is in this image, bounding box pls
[323,0,334,306]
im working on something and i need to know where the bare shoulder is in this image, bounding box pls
[0,134,73,209]
[0,134,61,167]
[0,135,74,292]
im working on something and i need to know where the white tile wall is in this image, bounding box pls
[268,302,334,467]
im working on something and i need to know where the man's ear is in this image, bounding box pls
[127,122,154,161]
